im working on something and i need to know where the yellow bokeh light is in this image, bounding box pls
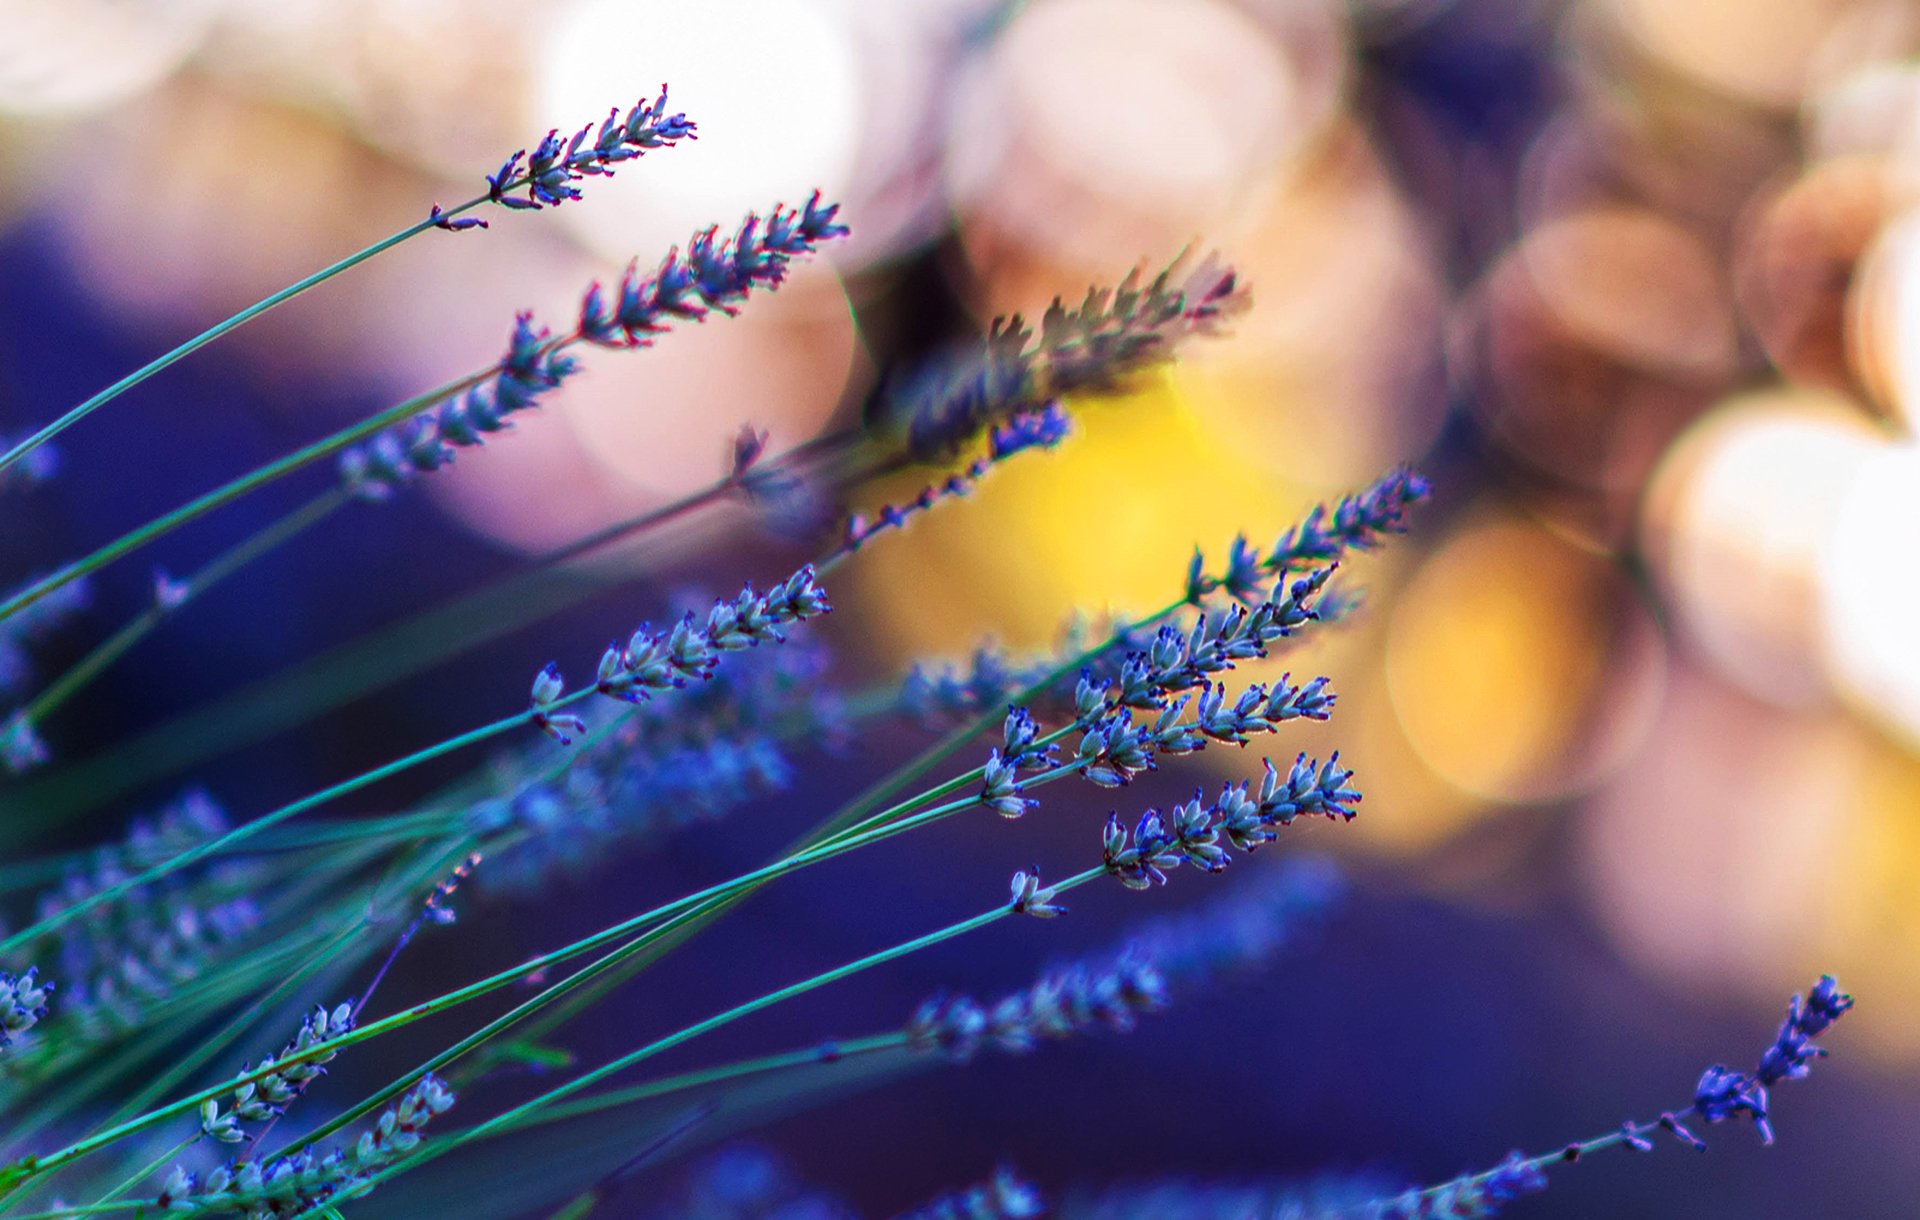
[1385,508,1665,804]
[843,374,1306,662]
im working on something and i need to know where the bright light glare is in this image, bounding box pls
[537,0,862,264]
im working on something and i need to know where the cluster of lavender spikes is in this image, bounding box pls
[890,253,1249,460]
[7,791,268,1053]
[901,466,1430,731]
[456,85,697,221]
[979,567,1336,819]
[159,1075,455,1217]
[1102,756,1360,891]
[199,1002,355,1144]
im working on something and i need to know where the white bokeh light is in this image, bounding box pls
[536,0,863,265]
[1820,440,1920,745]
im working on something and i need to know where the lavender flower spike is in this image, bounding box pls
[1364,976,1852,1218]
[477,85,696,216]
[590,565,832,705]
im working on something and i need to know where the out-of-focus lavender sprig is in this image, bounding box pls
[887,252,1248,461]
[897,1166,1045,1220]
[339,196,847,501]
[1358,976,1853,1219]
[158,1074,455,1216]
[0,574,91,767]
[643,1143,857,1220]
[467,620,842,894]
[8,790,268,1053]
[1056,1172,1406,1220]
[429,85,696,230]
[909,855,1340,1061]
[0,433,58,492]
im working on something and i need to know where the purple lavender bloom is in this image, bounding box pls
[480,86,696,215]
[898,1166,1044,1220]
[910,857,1340,1060]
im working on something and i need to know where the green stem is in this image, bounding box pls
[2,434,869,824]
[17,489,349,730]
[337,871,1106,1206]
[0,201,483,480]
[498,1032,910,1134]
[93,1134,199,1206]
[0,362,499,625]
[0,691,574,956]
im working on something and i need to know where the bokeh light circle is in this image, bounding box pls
[1384,508,1667,804]
[1642,389,1883,706]
[537,0,863,266]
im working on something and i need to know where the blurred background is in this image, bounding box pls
[1,0,1918,1214]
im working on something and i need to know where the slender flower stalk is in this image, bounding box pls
[0,91,696,482]
[1357,976,1853,1218]
[0,195,846,629]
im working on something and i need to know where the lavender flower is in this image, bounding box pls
[468,620,841,894]
[1216,466,1432,590]
[480,86,696,215]
[0,710,47,774]
[13,790,266,1051]
[1103,757,1359,891]
[199,1002,354,1144]
[340,197,847,501]
[161,1074,455,1216]
[890,253,1248,460]
[898,1166,1044,1220]
[646,1144,857,1220]
[0,573,90,697]
[1360,976,1852,1218]
[1690,973,1855,1145]
[1008,870,1066,919]
[587,566,831,706]
[0,432,58,491]
[1368,1153,1547,1219]
[578,193,849,341]
[338,312,579,500]
[0,967,53,1049]
[910,856,1341,1061]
